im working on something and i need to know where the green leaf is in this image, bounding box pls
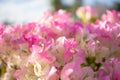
[0,65,6,77]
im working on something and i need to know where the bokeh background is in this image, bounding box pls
[0,0,120,25]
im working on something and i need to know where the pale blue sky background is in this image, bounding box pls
[0,0,51,23]
[83,0,120,6]
[0,0,120,24]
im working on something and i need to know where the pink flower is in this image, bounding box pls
[50,37,65,67]
[86,40,109,62]
[2,7,120,80]
[88,21,120,54]
[102,10,120,23]
[53,9,71,28]
[39,9,72,38]
[61,49,89,80]
[63,38,78,62]
[76,6,98,24]
[14,67,29,80]
[0,23,5,35]
[97,57,120,80]
[61,62,94,80]
[29,45,55,63]
[14,44,56,80]
[46,66,59,80]
[40,25,58,39]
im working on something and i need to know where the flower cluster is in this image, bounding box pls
[0,6,120,80]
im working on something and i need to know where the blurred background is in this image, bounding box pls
[0,0,120,25]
